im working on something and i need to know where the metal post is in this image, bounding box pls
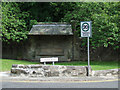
[53,62,55,65]
[44,62,46,65]
[88,37,90,76]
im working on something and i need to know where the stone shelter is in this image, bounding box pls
[2,22,80,62]
[27,22,75,61]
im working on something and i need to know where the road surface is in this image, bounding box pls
[1,80,119,88]
[0,72,119,88]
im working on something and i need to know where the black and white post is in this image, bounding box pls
[81,21,92,76]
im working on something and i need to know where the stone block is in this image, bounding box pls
[11,64,89,77]
[93,69,120,76]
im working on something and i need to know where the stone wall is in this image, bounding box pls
[2,35,74,62]
[73,36,120,61]
[28,35,73,61]
[2,35,120,61]
[11,64,119,77]
[11,64,90,77]
[92,69,120,76]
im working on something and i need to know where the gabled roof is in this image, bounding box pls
[29,22,73,35]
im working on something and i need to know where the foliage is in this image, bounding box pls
[50,2,77,21]
[2,2,37,42]
[60,2,120,49]
[2,2,27,42]
[91,2,120,49]
[0,3,2,40]
[2,2,120,49]
[19,2,54,22]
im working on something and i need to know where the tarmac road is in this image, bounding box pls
[1,80,119,88]
[0,72,119,88]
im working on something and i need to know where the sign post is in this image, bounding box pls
[81,21,92,76]
[40,57,58,65]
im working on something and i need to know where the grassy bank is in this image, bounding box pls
[0,59,119,71]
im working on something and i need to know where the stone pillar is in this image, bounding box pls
[70,20,76,61]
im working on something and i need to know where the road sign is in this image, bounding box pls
[80,21,92,76]
[81,21,92,37]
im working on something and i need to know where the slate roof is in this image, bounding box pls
[29,22,73,35]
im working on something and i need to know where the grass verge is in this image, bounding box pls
[55,61,119,70]
[0,59,119,71]
[1,59,39,71]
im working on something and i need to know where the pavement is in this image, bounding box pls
[0,71,119,83]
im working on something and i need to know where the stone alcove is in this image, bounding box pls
[28,22,73,61]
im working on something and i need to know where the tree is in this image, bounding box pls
[61,2,120,49]
[2,2,37,43]
[2,2,120,50]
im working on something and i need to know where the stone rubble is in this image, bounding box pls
[92,69,120,76]
[11,64,90,77]
[11,64,119,77]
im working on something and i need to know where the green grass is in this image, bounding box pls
[0,59,40,71]
[0,59,119,71]
[55,61,119,70]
